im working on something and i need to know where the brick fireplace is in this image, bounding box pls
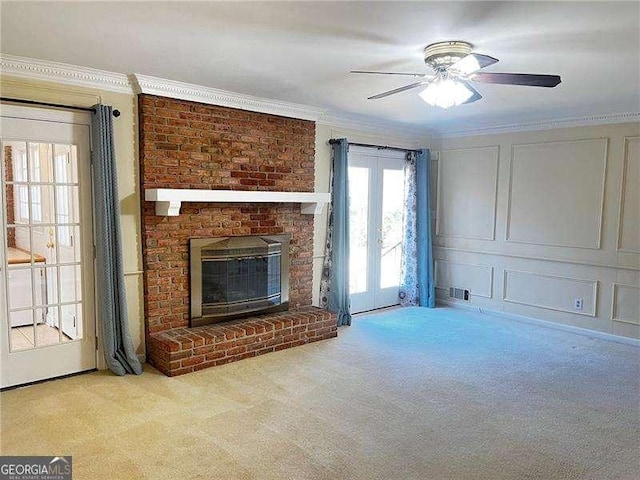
[138,94,337,376]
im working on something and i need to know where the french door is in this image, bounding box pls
[349,147,405,313]
[0,105,96,388]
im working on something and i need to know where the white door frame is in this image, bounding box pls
[0,104,97,388]
[349,146,405,313]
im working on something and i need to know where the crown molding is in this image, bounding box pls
[132,74,325,122]
[0,54,133,94]
[317,112,431,144]
[433,112,640,138]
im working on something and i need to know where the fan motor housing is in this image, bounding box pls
[424,41,473,71]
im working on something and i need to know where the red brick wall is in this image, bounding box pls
[139,94,316,335]
[4,146,15,248]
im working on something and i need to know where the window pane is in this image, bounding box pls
[348,166,369,294]
[380,168,404,289]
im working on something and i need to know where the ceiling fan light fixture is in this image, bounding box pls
[450,54,481,75]
[419,77,474,109]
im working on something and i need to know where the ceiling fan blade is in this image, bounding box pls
[449,53,499,74]
[460,81,483,105]
[368,80,430,100]
[472,72,561,87]
[351,70,428,78]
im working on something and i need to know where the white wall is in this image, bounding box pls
[432,122,640,339]
[312,123,428,306]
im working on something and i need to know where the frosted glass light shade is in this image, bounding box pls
[451,55,481,74]
[419,78,474,109]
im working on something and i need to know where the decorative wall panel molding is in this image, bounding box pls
[436,146,499,240]
[503,269,598,317]
[612,283,640,325]
[433,245,640,272]
[435,260,493,298]
[617,137,640,253]
[506,138,608,249]
[440,299,640,347]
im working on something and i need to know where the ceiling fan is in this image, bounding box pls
[351,41,561,109]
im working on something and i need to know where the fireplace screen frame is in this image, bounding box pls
[190,234,290,327]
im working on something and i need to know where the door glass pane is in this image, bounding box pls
[54,144,78,184]
[45,304,59,333]
[29,143,50,184]
[3,141,84,352]
[8,185,30,224]
[4,142,27,182]
[7,267,33,310]
[36,307,60,347]
[38,227,57,264]
[58,225,81,263]
[44,266,59,305]
[32,266,47,307]
[6,225,30,256]
[348,166,369,294]
[61,304,82,341]
[10,313,35,351]
[56,185,80,226]
[59,265,82,303]
[380,168,404,289]
[13,225,30,253]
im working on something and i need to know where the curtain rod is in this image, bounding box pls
[328,138,418,153]
[0,97,121,117]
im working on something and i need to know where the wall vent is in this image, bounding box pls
[449,287,470,301]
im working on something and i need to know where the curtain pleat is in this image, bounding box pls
[91,104,142,375]
[320,139,351,326]
[399,152,419,305]
[400,149,435,307]
[415,149,435,307]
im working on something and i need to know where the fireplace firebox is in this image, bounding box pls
[190,235,290,327]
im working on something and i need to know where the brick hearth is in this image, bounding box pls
[138,94,336,376]
[147,307,337,376]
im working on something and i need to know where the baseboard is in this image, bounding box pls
[438,299,640,348]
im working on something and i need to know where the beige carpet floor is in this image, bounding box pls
[1,307,639,480]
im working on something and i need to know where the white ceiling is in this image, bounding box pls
[1,1,639,134]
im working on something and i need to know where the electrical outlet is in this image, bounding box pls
[574,298,584,311]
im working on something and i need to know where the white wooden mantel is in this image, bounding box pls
[145,188,331,216]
